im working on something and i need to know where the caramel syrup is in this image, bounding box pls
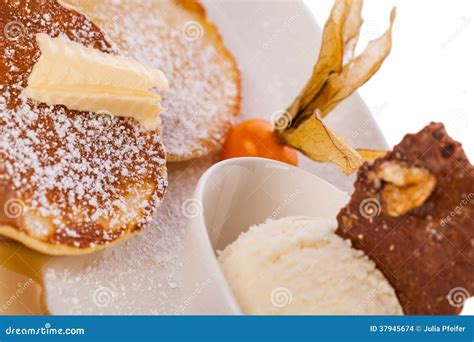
[0,236,52,314]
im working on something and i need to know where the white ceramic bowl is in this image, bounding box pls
[180,157,350,315]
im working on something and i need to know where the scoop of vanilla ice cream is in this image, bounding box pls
[217,216,403,315]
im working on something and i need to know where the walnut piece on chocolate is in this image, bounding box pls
[376,161,436,217]
[336,122,474,315]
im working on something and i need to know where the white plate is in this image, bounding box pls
[2,1,388,315]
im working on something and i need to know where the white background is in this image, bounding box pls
[305,0,473,158]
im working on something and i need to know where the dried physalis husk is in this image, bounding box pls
[285,0,350,126]
[275,0,395,174]
[342,0,363,63]
[314,8,396,118]
[356,149,387,163]
[277,110,363,174]
[376,161,436,216]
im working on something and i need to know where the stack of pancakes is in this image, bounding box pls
[0,0,240,255]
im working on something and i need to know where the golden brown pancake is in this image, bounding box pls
[62,0,241,161]
[0,0,168,255]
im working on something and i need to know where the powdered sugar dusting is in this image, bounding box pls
[64,0,240,159]
[0,1,167,249]
[44,156,215,314]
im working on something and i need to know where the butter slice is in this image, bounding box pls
[23,33,169,130]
